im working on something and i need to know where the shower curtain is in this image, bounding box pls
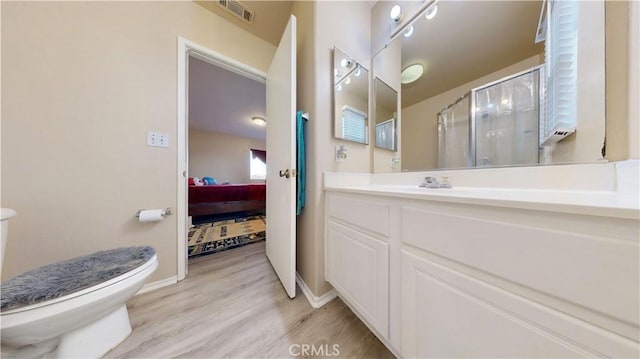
[437,95,470,169]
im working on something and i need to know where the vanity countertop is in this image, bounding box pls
[324,184,640,220]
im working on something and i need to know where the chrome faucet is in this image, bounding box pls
[420,176,451,188]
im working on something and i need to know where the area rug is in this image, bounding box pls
[188,215,266,257]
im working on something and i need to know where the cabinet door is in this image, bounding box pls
[327,221,389,337]
[401,250,610,359]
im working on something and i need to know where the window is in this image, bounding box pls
[342,106,368,143]
[250,149,266,180]
[542,0,578,145]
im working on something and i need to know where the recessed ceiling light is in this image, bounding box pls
[403,25,414,38]
[425,4,438,20]
[336,84,343,92]
[390,4,402,22]
[252,117,266,126]
[344,77,351,85]
[354,66,361,77]
[340,58,352,68]
[401,64,424,85]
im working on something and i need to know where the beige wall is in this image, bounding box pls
[402,55,543,171]
[292,0,373,297]
[188,129,265,184]
[628,0,640,160]
[605,1,629,161]
[1,2,275,281]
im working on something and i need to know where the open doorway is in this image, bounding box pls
[186,55,267,263]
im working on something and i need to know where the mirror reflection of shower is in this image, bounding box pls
[437,67,542,169]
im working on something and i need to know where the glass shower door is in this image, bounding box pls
[472,68,541,167]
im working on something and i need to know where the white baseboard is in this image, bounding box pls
[136,275,177,296]
[296,272,338,309]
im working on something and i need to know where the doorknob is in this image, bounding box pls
[279,169,290,178]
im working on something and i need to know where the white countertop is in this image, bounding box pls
[324,184,640,220]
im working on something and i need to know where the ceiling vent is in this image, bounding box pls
[217,0,255,23]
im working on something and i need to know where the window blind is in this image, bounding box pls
[543,0,578,144]
[342,106,368,143]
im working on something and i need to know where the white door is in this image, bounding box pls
[266,15,297,298]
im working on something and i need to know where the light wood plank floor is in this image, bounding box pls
[105,241,394,359]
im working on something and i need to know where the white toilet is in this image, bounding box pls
[0,208,158,358]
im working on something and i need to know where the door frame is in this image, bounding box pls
[176,37,267,281]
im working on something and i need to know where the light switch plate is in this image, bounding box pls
[147,131,169,148]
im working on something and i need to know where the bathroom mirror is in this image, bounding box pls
[374,77,398,152]
[333,46,369,145]
[372,0,606,172]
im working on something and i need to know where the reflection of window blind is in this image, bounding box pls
[342,106,367,143]
[543,0,578,144]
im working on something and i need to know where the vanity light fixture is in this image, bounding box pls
[425,3,438,20]
[401,64,424,85]
[403,25,414,37]
[340,58,352,68]
[390,4,403,22]
[251,116,267,126]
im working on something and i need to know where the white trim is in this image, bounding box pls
[176,37,267,281]
[136,275,177,296]
[296,272,338,309]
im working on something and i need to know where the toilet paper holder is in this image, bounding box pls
[135,208,173,218]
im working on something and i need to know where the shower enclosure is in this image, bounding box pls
[437,94,471,168]
[437,66,543,169]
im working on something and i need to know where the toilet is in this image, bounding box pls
[0,208,158,358]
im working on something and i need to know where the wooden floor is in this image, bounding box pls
[105,241,394,358]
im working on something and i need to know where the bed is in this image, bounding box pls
[188,183,266,217]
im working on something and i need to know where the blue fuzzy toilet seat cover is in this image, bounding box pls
[1,246,156,311]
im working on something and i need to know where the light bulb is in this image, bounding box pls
[403,25,414,38]
[390,4,402,22]
[340,58,351,68]
[425,4,438,20]
[344,77,351,85]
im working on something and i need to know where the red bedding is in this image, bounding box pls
[189,184,265,203]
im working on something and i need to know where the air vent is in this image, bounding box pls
[217,0,255,23]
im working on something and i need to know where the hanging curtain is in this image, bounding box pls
[251,149,266,164]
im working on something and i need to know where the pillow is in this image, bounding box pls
[188,177,195,186]
[202,177,217,185]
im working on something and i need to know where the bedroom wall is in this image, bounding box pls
[189,129,266,184]
[1,1,275,281]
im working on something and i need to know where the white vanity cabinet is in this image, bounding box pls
[324,187,639,358]
[325,194,391,341]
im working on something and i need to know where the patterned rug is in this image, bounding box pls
[188,215,266,257]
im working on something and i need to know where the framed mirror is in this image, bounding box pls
[372,0,606,172]
[374,78,398,151]
[333,46,369,145]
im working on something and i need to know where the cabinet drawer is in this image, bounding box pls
[401,206,639,328]
[327,194,389,237]
[401,250,638,358]
[326,221,389,337]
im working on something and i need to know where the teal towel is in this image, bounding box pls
[296,111,306,215]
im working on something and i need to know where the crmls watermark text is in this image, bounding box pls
[289,344,340,357]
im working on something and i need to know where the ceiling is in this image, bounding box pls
[195,0,293,46]
[188,56,266,141]
[400,0,544,108]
